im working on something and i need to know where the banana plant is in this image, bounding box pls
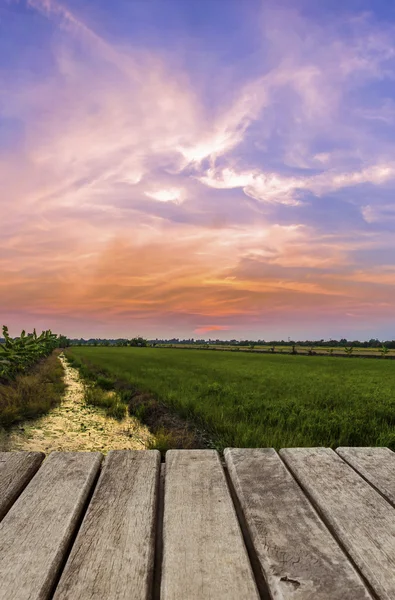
[0,325,62,382]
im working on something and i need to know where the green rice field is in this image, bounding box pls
[66,347,395,449]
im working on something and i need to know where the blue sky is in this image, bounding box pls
[1,0,395,340]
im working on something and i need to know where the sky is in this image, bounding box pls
[1,0,395,340]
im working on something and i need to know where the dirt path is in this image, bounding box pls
[2,354,153,453]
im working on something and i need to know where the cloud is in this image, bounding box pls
[198,163,395,206]
[194,325,230,335]
[176,77,268,164]
[362,204,395,223]
[198,168,303,205]
[25,0,136,75]
[144,188,185,204]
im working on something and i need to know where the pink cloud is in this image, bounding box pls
[194,326,231,335]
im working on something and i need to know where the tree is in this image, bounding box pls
[129,336,148,347]
[57,335,70,348]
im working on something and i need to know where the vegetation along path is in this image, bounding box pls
[2,354,153,453]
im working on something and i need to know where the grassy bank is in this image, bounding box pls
[65,350,211,451]
[66,347,395,450]
[0,351,66,428]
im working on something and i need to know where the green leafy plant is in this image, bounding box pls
[344,346,354,356]
[0,326,61,382]
[128,336,148,347]
[379,345,389,358]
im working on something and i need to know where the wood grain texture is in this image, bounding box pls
[280,447,395,600]
[53,450,160,600]
[0,451,44,521]
[161,449,260,600]
[0,451,102,600]
[225,448,371,599]
[336,447,395,505]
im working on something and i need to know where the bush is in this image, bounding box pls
[0,352,65,428]
[147,429,177,454]
[84,386,127,420]
[107,402,127,420]
[85,386,113,409]
[96,376,115,390]
[132,403,147,421]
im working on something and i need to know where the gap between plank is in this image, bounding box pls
[277,452,380,600]
[223,464,271,600]
[0,453,45,523]
[153,462,165,600]
[47,457,103,599]
[335,449,395,509]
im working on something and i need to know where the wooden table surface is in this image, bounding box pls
[1,447,394,599]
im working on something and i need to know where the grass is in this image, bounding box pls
[84,387,127,420]
[68,351,204,452]
[65,353,129,421]
[147,428,179,454]
[66,347,395,450]
[0,351,66,428]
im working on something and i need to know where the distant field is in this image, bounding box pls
[66,347,395,449]
[157,343,395,356]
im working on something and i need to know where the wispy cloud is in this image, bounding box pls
[198,162,395,206]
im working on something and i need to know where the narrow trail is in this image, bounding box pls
[3,354,153,453]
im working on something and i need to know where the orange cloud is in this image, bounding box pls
[2,218,395,333]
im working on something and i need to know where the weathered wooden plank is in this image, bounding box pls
[161,449,260,600]
[337,447,395,505]
[0,451,44,521]
[53,450,160,600]
[225,448,372,599]
[0,451,102,600]
[280,447,395,600]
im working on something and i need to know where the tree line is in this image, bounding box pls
[48,337,395,349]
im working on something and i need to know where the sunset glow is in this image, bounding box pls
[1,0,395,339]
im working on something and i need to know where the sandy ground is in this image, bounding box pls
[2,354,153,453]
